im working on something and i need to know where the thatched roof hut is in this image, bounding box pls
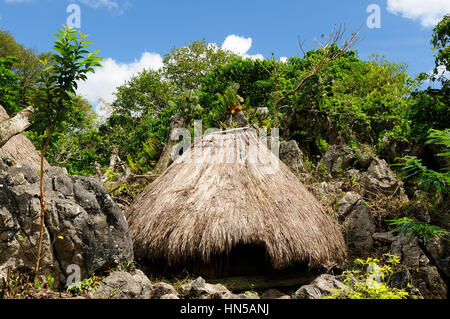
[126,128,346,278]
[0,105,50,171]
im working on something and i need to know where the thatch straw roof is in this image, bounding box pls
[126,128,346,270]
[0,105,50,171]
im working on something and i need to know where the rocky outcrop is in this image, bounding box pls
[354,145,376,170]
[150,282,179,299]
[279,140,311,181]
[180,276,230,298]
[0,163,133,287]
[338,192,376,251]
[92,270,153,299]
[317,145,355,177]
[426,237,450,279]
[309,181,344,205]
[372,232,448,298]
[293,274,348,299]
[360,158,402,195]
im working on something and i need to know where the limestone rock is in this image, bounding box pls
[336,192,376,251]
[361,158,402,194]
[150,282,179,299]
[335,191,364,219]
[0,165,133,287]
[390,237,429,268]
[294,274,348,299]
[92,270,152,299]
[180,277,231,299]
[317,145,355,177]
[279,140,308,176]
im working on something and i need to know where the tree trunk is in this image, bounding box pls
[34,131,52,280]
[0,106,34,148]
[151,114,185,177]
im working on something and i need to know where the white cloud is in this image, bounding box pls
[221,35,252,55]
[221,34,264,60]
[387,0,450,27]
[280,56,288,63]
[76,52,163,113]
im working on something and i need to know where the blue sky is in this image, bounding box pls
[1,0,449,109]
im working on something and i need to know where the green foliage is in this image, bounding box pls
[394,129,449,202]
[325,254,410,299]
[0,29,45,106]
[244,284,259,297]
[407,88,449,139]
[110,260,137,273]
[216,83,244,111]
[127,137,160,174]
[199,57,274,127]
[427,128,450,157]
[66,273,103,295]
[163,39,235,91]
[321,53,415,144]
[112,69,173,118]
[319,138,329,154]
[387,217,449,241]
[105,169,118,183]
[32,25,103,149]
[395,155,448,200]
[46,275,54,291]
[0,57,21,114]
[431,14,449,85]
[389,129,449,242]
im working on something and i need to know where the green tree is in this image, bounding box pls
[0,29,46,106]
[0,57,21,114]
[112,69,173,118]
[32,25,102,277]
[431,14,449,85]
[163,39,235,93]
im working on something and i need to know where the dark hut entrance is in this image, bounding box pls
[141,245,319,291]
[193,243,273,278]
[186,243,316,290]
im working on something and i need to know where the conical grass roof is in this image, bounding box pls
[126,128,346,270]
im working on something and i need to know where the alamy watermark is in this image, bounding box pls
[66,4,81,29]
[65,264,81,289]
[367,4,381,29]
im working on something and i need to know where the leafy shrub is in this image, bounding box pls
[0,57,21,114]
[394,129,449,203]
[66,273,103,295]
[325,254,411,299]
[387,217,449,241]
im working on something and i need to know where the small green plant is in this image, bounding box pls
[319,138,329,154]
[325,254,411,299]
[33,280,41,290]
[244,284,259,297]
[105,169,118,183]
[66,273,103,295]
[46,274,54,290]
[111,260,137,273]
[387,217,449,242]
